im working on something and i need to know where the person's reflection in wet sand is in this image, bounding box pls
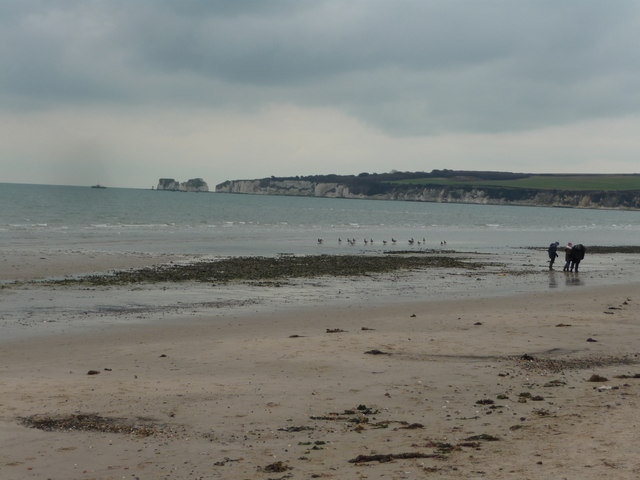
[565,271,584,287]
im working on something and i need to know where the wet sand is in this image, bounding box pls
[0,249,185,282]
[1,251,640,479]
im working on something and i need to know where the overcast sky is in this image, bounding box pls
[2,0,640,188]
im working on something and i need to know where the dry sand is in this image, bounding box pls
[1,254,640,479]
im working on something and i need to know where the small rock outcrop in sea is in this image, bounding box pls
[156,178,209,192]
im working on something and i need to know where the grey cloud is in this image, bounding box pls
[0,1,132,108]
[119,1,637,82]
[120,1,512,83]
[2,0,640,134]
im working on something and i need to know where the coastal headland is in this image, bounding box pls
[1,249,640,479]
[216,170,640,210]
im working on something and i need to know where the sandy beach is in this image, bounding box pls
[1,251,640,479]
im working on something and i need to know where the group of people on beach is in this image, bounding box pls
[548,241,586,272]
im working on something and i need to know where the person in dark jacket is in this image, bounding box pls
[547,241,560,270]
[570,244,586,272]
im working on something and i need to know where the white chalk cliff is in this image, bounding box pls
[215,178,640,210]
[157,178,209,192]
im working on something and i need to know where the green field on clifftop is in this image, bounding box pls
[392,175,640,191]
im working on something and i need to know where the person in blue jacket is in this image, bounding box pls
[547,241,560,270]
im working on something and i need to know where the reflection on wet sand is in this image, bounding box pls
[565,271,584,287]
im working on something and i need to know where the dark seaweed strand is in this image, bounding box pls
[50,255,483,286]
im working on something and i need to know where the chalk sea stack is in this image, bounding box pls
[156,178,209,192]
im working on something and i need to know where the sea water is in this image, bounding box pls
[3,182,640,342]
[2,182,640,256]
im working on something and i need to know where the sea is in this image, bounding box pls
[3,182,640,343]
[2,182,640,257]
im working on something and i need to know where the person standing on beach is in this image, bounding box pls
[563,243,573,271]
[547,241,560,270]
[570,244,586,272]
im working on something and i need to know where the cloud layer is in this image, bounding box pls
[2,1,640,186]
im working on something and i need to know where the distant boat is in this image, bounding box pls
[91,184,107,189]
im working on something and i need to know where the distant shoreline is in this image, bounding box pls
[216,170,640,210]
